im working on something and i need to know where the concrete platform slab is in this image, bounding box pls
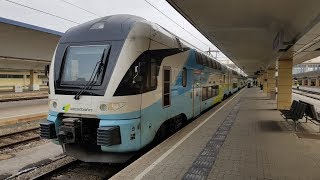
[111,88,320,180]
[0,142,62,176]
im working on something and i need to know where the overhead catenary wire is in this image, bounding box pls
[5,0,213,52]
[58,0,102,18]
[4,0,80,24]
[143,0,214,51]
[5,0,229,63]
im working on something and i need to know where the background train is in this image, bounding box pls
[40,14,245,163]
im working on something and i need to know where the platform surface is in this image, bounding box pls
[0,142,62,176]
[0,99,48,127]
[0,90,48,100]
[111,87,320,180]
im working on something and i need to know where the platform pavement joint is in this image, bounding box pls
[183,100,241,180]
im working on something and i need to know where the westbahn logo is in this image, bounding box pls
[62,104,71,112]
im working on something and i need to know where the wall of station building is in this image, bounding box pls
[0,71,48,91]
[292,61,320,88]
[293,64,320,74]
[294,78,320,87]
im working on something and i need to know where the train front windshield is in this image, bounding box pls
[61,45,110,86]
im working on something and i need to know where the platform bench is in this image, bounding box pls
[280,100,307,131]
[299,100,320,132]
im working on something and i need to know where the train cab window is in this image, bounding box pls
[163,67,171,107]
[60,45,110,86]
[182,68,187,87]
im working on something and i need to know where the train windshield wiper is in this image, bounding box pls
[74,49,107,100]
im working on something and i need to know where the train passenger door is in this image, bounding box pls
[193,70,201,117]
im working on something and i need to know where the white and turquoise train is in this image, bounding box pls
[40,15,245,163]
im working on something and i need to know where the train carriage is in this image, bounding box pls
[40,15,243,163]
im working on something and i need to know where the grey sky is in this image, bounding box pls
[0,0,230,61]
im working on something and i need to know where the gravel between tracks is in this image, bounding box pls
[8,155,124,180]
[7,155,75,180]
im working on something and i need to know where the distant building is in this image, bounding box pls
[293,56,320,74]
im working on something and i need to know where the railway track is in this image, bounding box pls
[0,127,40,150]
[32,158,81,180]
[8,91,243,179]
[293,88,320,101]
[11,155,123,180]
[293,88,320,95]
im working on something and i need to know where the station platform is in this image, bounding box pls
[111,87,320,180]
[0,90,48,102]
[0,99,48,127]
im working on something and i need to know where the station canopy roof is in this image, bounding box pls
[166,0,320,76]
[0,17,61,71]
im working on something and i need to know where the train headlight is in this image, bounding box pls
[52,101,58,108]
[49,100,58,109]
[99,102,126,111]
[100,104,107,111]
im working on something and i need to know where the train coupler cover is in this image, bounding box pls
[97,126,121,146]
[40,121,57,139]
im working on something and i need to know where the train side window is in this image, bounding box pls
[212,85,219,96]
[208,86,212,98]
[202,87,208,101]
[208,58,213,68]
[150,59,158,89]
[196,52,202,65]
[212,61,217,69]
[223,75,226,83]
[182,68,187,87]
[114,49,185,96]
[163,67,171,107]
[202,55,208,66]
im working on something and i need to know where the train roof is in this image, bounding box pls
[60,14,146,43]
[58,14,236,76]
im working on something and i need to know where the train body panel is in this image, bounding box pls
[41,15,245,163]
